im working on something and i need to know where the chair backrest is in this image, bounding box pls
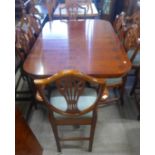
[113,12,126,33]
[123,24,140,66]
[27,14,41,36]
[113,12,128,42]
[15,27,30,58]
[18,15,35,47]
[34,70,106,117]
[60,0,87,20]
[123,24,139,51]
[29,2,43,23]
[130,10,140,26]
[15,27,30,73]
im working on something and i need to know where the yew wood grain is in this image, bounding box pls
[23,19,131,78]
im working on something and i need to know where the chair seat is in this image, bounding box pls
[132,52,140,66]
[127,49,140,66]
[105,77,123,86]
[50,88,97,118]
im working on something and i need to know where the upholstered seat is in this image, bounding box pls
[104,76,125,105]
[132,52,140,66]
[127,49,140,66]
[105,77,123,86]
[50,88,97,118]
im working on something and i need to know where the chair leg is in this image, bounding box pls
[88,112,97,152]
[48,113,61,152]
[130,79,138,96]
[120,90,124,106]
[27,77,38,109]
[120,76,128,106]
[130,68,139,96]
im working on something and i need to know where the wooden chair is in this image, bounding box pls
[18,15,36,48]
[15,27,33,102]
[125,0,140,27]
[113,12,127,42]
[27,14,41,38]
[15,27,30,59]
[59,0,87,20]
[29,0,47,28]
[29,4,43,18]
[105,24,140,106]
[29,1,43,23]
[34,70,107,152]
[123,24,140,70]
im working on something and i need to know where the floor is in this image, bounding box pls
[28,91,140,155]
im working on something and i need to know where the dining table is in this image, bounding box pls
[23,19,131,79]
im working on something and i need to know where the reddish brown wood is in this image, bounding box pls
[34,69,105,117]
[15,107,43,155]
[23,19,131,78]
[34,69,107,152]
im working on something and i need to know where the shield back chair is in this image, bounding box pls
[15,27,30,59]
[29,1,46,25]
[104,14,129,106]
[113,12,127,42]
[126,10,140,28]
[18,15,36,48]
[15,27,33,105]
[27,14,41,38]
[123,24,140,71]
[29,3,43,21]
[105,24,140,106]
[34,70,107,152]
[125,0,140,27]
[59,0,87,20]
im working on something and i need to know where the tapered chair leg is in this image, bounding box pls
[88,113,97,152]
[120,76,128,106]
[48,114,61,152]
[130,68,139,96]
[120,87,124,106]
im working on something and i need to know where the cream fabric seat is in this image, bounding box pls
[50,87,97,118]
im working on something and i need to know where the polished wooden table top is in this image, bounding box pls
[23,19,131,78]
